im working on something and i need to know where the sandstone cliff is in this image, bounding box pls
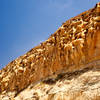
[0,2,100,100]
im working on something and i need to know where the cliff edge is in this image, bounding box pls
[0,2,100,100]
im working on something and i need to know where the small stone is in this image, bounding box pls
[18,67,24,73]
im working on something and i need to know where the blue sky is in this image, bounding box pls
[0,0,100,69]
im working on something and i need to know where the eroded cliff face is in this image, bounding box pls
[0,2,100,100]
[14,68,100,100]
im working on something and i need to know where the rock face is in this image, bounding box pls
[0,2,100,100]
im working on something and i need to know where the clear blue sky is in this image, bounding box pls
[0,0,99,69]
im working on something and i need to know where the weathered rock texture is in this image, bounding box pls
[0,2,100,100]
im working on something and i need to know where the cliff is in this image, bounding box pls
[0,2,100,100]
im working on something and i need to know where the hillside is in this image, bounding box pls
[0,2,100,100]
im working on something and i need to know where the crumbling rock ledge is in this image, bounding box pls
[0,2,100,100]
[15,67,100,100]
[1,67,100,100]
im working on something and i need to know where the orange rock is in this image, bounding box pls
[0,2,100,100]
